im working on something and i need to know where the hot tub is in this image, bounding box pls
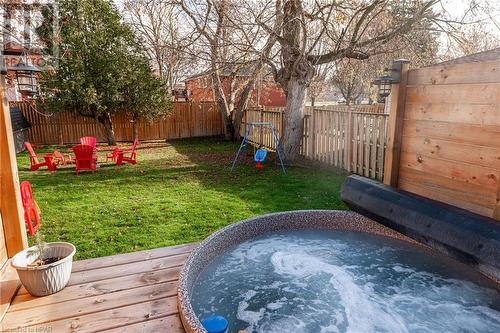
[178,210,500,333]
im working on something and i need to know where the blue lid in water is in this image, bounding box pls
[201,315,228,333]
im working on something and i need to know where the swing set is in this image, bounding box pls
[231,122,286,174]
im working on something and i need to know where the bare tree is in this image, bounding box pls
[331,58,372,105]
[436,0,500,59]
[332,26,440,105]
[177,0,282,140]
[122,0,193,91]
[254,0,452,160]
[307,62,333,106]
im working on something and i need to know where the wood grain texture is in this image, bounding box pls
[10,267,181,310]
[405,83,499,104]
[17,299,180,333]
[403,102,499,126]
[1,244,192,333]
[102,314,185,333]
[0,78,28,258]
[399,178,494,217]
[400,151,498,190]
[399,167,497,209]
[16,101,224,145]
[407,60,500,86]
[16,252,190,296]
[401,136,500,170]
[0,261,21,323]
[72,243,197,273]
[402,120,500,148]
[397,59,500,220]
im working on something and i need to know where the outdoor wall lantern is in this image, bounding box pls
[14,55,41,97]
[373,59,410,102]
[373,74,394,99]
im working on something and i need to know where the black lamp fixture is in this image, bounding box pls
[373,59,409,102]
[373,74,394,99]
[14,54,41,97]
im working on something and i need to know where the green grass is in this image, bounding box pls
[17,137,348,260]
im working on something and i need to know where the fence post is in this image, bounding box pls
[243,108,247,137]
[346,110,353,172]
[259,108,264,145]
[310,109,316,159]
[383,60,410,186]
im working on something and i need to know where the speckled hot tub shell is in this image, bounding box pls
[177,210,420,333]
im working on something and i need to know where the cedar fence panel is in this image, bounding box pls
[242,105,388,180]
[12,101,224,145]
[383,59,500,219]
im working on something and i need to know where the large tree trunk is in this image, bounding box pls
[277,0,313,162]
[97,112,116,145]
[282,78,307,160]
[132,118,139,142]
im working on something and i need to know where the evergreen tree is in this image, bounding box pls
[37,0,171,144]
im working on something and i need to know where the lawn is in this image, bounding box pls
[17,137,348,260]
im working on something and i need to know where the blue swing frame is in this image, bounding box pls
[231,122,286,174]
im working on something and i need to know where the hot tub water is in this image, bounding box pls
[191,230,500,333]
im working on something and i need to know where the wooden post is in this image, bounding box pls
[310,109,316,159]
[0,76,28,257]
[345,110,353,172]
[383,60,410,186]
[259,108,264,145]
[243,107,247,137]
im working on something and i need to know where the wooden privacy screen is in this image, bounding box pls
[15,101,224,145]
[395,59,500,219]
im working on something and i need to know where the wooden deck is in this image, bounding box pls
[0,243,197,332]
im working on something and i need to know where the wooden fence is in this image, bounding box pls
[18,99,389,180]
[384,59,500,220]
[242,104,389,180]
[14,101,224,145]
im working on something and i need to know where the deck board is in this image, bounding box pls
[1,243,197,333]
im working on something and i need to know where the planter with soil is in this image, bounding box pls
[11,242,76,296]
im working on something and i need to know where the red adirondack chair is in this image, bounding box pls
[73,144,97,175]
[80,136,97,149]
[116,139,138,166]
[25,142,57,171]
[54,150,75,166]
[20,181,41,236]
[105,147,120,162]
[80,136,98,161]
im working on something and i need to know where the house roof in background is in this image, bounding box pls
[432,47,500,66]
[185,64,266,81]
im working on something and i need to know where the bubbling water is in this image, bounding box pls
[191,230,500,333]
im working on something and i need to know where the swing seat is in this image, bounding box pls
[254,148,267,162]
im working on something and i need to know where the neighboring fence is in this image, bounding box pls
[14,101,223,145]
[242,104,389,180]
[18,98,389,181]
